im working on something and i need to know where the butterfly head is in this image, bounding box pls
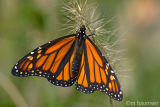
[78,25,86,37]
[80,25,86,33]
[78,25,95,38]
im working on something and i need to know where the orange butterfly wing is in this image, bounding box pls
[48,49,77,87]
[76,50,94,93]
[76,38,123,101]
[12,35,77,86]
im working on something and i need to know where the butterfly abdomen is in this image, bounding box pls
[72,54,81,75]
[71,34,85,76]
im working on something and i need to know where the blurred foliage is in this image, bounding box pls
[0,0,160,107]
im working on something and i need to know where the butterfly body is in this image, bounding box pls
[72,26,87,76]
[12,25,123,101]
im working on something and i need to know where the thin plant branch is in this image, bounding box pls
[0,72,29,107]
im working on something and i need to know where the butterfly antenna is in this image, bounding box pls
[87,32,95,42]
[88,33,95,37]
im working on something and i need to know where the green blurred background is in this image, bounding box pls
[0,0,160,107]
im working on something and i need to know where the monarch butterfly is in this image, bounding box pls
[12,25,123,101]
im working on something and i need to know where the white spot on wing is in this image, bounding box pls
[38,47,42,50]
[119,91,122,94]
[15,66,17,69]
[31,52,34,54]
[111,70,114,74]
[107,63,110,66]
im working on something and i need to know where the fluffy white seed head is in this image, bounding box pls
[62,0,107,36]
[62,0,131,90]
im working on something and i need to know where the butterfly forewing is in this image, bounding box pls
[12,35,77,83]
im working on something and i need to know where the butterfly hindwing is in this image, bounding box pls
[75,50,94,93]
[12,35,77,86]
[76,38,123,101]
